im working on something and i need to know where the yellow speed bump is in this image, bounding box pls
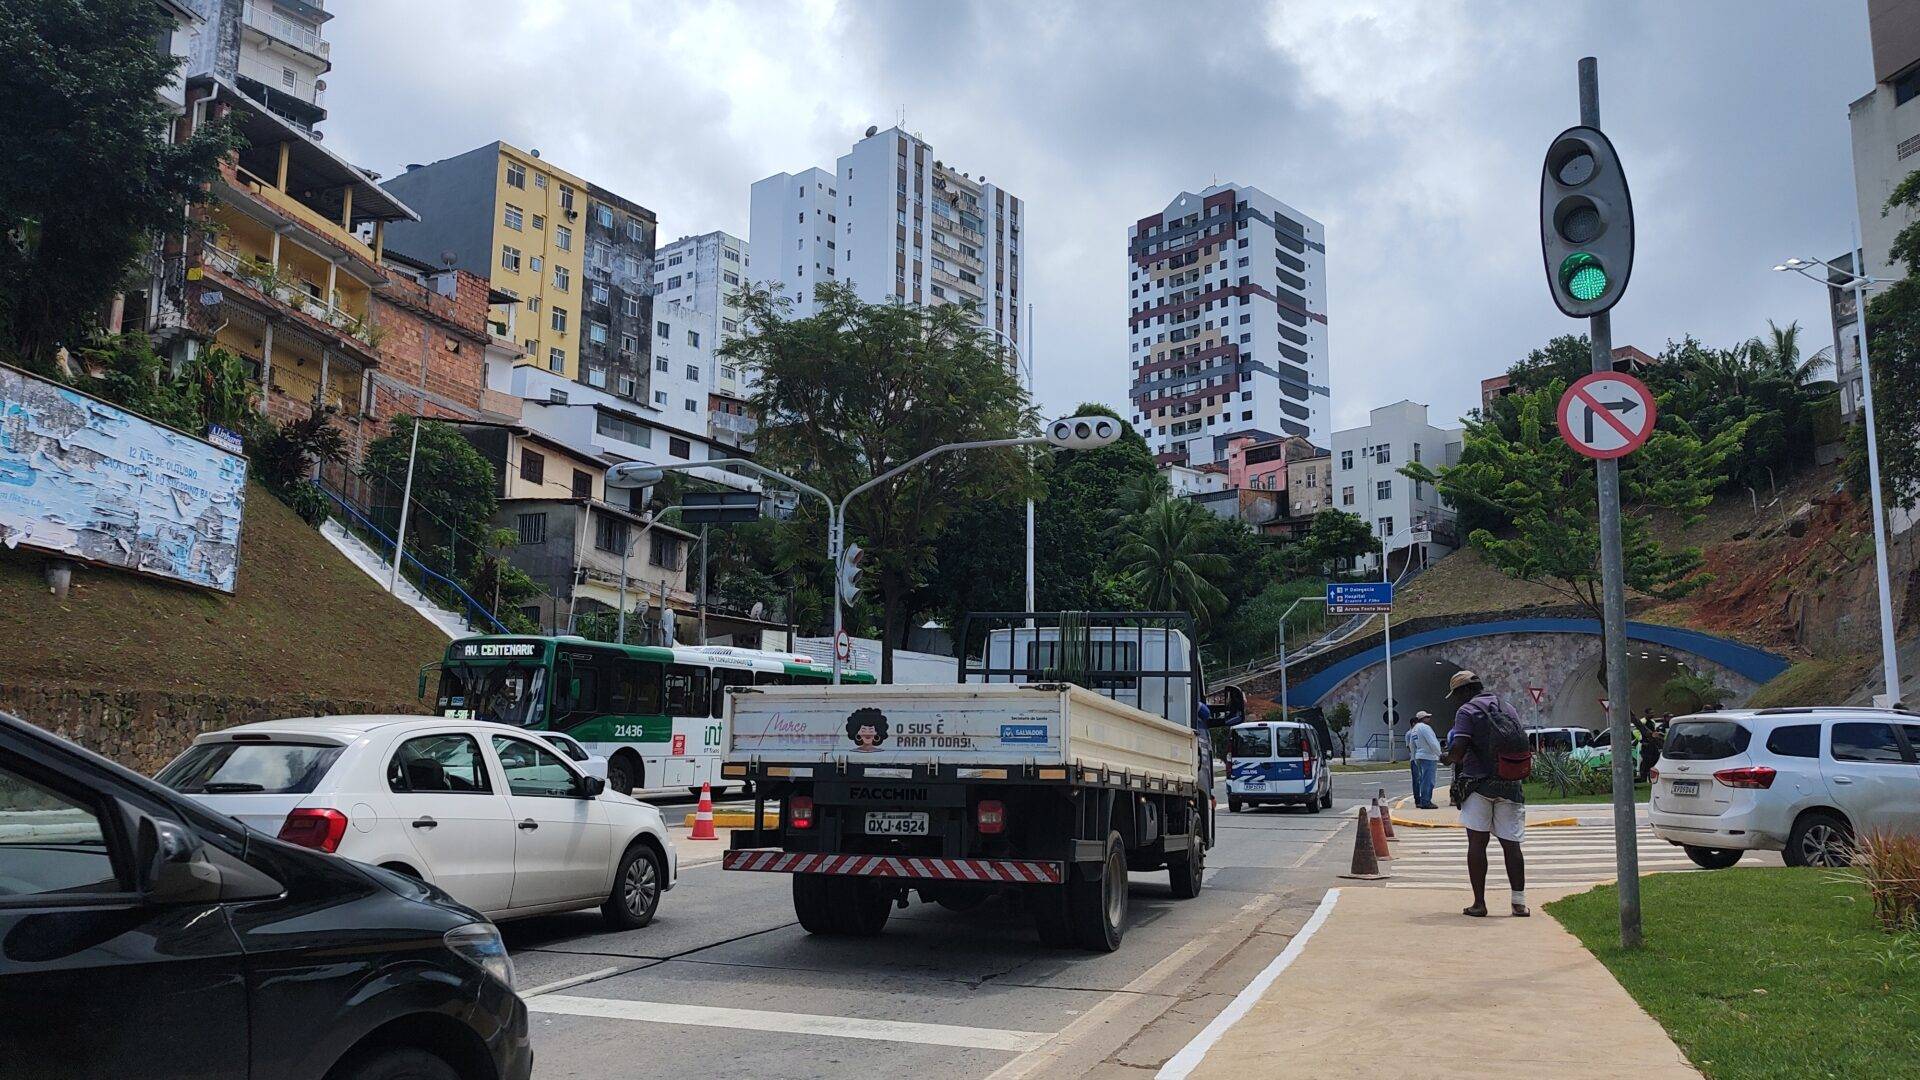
[684,811,780,829]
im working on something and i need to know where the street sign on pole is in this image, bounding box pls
[1326,581,1393,614]
[835,630,851,662]
[1528,686,1546,705]
[1557,372,1655,460]
[678,490,763,525]
[1553,55,1642,950]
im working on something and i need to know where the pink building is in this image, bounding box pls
[1225,435,1315,493]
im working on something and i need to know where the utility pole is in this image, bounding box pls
[1577,56,1642,947]
[1381,532,1396,762]
[388,417,422,595]
[698,524,710,645]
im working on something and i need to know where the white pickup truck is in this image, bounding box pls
[719,613,1222,952]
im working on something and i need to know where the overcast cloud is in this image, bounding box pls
[322,1,1870,431]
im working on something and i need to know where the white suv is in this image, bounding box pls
[157,716,677,927]
[1648,708,1920,869]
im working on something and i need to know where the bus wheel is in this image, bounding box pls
[607,755,640,796]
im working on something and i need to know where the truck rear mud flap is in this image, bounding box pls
[723,850,1065,884]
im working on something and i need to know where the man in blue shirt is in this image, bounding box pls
[1407,710,1443,809]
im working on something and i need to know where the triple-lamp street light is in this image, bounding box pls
[1773,254,1904,706]
[607,413,1122,684]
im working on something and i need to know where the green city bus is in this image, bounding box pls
[426,635,875,796]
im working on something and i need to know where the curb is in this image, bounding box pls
[684,811,779,829]
[1390,815,1581,829]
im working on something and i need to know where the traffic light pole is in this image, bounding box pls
[1580,55,1642,949]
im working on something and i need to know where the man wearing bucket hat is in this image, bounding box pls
[1442,670,1530,918]
[1407,710,1443,809]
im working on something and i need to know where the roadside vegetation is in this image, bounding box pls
[1549,868,1920,1079]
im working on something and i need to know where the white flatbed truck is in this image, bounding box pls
[719,612,1226,951]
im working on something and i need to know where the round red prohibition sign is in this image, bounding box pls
[1557,371,1656,460]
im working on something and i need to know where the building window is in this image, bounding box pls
[592,283,609,304]
[501,246,521,272]
[723,271,740,286]
[530,256,543,273]
[1378,516,1394,538]
[586,367,606,388]
[654,390,667,405]
[559,185,574,211]
[594,513,626,553]
[503,204,523,230]
[649,532,680,570]
[596,411,652,447]
[1339,450,1353,470]
[655,357,669,373]
[1341,485,1354,506]
[618,375,635,397]
[527,296,540,313]
[547,347,564,372]
[571,469,592,499]
[685,364,699,381]
[505,162,526,189]
[588,322,608,345]
[532,214,544,231]
[551,307,568,333]
[1375,445,1392,464]
[667,275,683,290]
[687,330,700,347]
[669,436,690,458]
[684,398,696,412]
[628,221,645,242]
[516,512,545,545]
[625,296,642,317]
[1898,65,1920,106]
[595,205,613,228]
[1376,480,1392,500]
[534,172,547,189]
[553,266,570,291]
[621,333,637,353]
[521,448,545,486]
[556,225,572,251]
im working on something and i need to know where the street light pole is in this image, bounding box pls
[986,323,1038,615]
[1777,250,1905,705]
[388,417,422,596]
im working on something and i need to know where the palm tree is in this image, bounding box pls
[1745,320,1823,385]
[1111,498,1230,626]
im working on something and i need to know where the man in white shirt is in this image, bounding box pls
[1408,710,1443,809]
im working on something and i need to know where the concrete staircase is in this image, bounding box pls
[319,518,471,640]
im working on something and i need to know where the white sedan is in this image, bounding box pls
[156,715,676,927]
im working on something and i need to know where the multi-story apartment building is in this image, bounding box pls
[1284,446,1333,523]
[184,0,331,134]
[138,78,415,454]
[380,143,657,403]
[749,126,1027,353]
[1331,401,1462,575]
[1127,184,1330,466]
[652,231,755,448]
[580,185,657,401]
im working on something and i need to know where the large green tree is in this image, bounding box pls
[1404,386,1747,628]
[0,0,237,368]
[723,283,1037,680]
[1111,497,1231,628]
[1850,169,1920,511]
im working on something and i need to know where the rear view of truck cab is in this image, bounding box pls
[719,612,1224,951]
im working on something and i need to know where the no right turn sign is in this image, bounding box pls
[1557,372,1656,460]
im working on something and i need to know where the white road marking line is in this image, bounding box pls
[527,994,1052,1051]
[1155,888,1341,1080]
[520,965,625,998]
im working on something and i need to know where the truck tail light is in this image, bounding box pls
[789,795,815,830]
[976,800,1006,835]
[278,807,349,853]
[1713,766,1776,789]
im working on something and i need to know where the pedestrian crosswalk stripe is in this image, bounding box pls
[527,994,1053,1051]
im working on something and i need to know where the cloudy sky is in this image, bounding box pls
[324,1,1871,431]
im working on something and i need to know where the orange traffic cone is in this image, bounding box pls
[690,781,718,841]
[1369,803,1392,858]
[1374,796,1396,839]
[1338,806,1387,880]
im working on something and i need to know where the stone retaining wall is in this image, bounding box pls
[0,683,422,775]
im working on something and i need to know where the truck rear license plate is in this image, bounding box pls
[865,811,929,836]
[1670,780,1700,796]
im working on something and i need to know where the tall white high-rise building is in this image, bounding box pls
[652,230,755,447]
[1126,184,1329,465]
[749,126,1027,351]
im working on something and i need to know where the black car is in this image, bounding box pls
[0,711,532,1080]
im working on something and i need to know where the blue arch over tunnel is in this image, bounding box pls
[1289,618,1791,705]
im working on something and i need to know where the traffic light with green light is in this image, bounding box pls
[1540,125,1633,317]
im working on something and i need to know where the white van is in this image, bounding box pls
[1226,720,1333,813]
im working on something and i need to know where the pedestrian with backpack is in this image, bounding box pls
[1443,670,1531,918]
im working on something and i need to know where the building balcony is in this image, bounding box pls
[241,1,330,62]
[223,163,377,267]
[708,410,758,445]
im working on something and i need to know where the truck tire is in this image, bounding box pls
[1031,885,1076,948]
[793,873,839,934]
[1068,831,1128,952]
[1168,836,1204,900]
[839,878,892,936]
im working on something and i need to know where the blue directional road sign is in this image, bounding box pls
[1326,581,1393,614]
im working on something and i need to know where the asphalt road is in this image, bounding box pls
[503,771,1414,1079]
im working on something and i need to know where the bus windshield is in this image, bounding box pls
[437,664,547,728]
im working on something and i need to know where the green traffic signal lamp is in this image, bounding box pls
[1559,252,1609,303]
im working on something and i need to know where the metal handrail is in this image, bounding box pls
[315,481,510,634]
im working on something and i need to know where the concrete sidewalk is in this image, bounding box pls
[1179,887,1700,1079]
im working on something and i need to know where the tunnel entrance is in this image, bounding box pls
[1347,653,1465,759]
[1547,647,1713,730]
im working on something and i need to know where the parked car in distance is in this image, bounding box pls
[1648,707,1920,868]
[1226,719,1333,813]
[157,716,676,928]
[1526,726,1598,753]
[0,710,531,1080]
